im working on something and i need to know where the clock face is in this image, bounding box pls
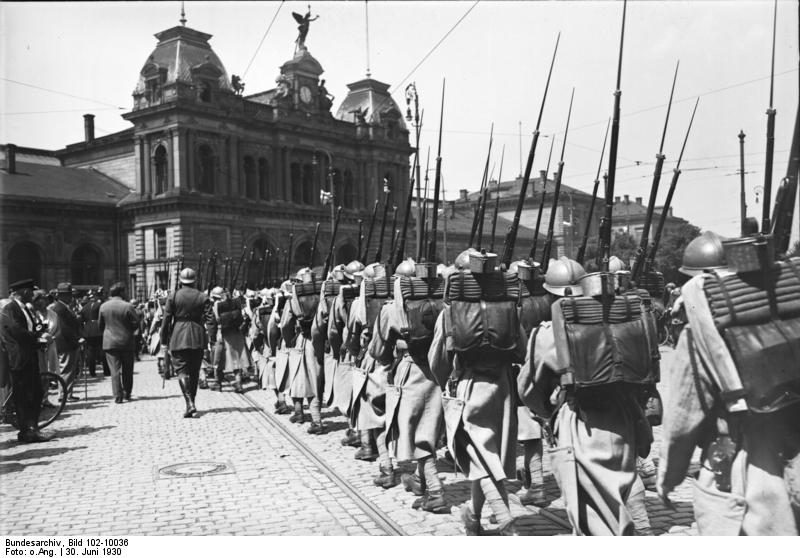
[300,86,312,104]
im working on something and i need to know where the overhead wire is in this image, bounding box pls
[1,77,125,109]
[242,0,285,79]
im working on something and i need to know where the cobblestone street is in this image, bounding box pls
[1,347,698,536]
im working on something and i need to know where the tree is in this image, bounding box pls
[654,223,701,285]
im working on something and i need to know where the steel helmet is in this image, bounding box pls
[210,286,224,299]
[608,255,625,273]
[679,231,728,276]
[179,267,197,284]
[344,260,365,279]
[454,249,477,270]
[436,263,446,276]
[395,258,416,277]
[331,264,347,281]
[280,280,293,293]
[543,257,586,296]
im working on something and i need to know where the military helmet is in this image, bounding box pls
[210,286,224,300]
[543,257,586,296]
[679,231,728,276]
[436,263,446,277]
[344,260,365,279]
[454,248,478,270]
[331,264,347,282]
[179,267,197,284]
[395,258,416,277]
[279,280,293,293]
[608,255,626,273]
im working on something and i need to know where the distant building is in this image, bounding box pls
[1,18,411,295]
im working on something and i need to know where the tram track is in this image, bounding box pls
[231,387,572,536]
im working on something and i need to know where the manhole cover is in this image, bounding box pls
[157,461,234,479]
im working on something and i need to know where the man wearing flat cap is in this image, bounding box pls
[51,282,83,401]
[0,279,52,442]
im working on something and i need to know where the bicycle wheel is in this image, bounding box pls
[39,372,67,429]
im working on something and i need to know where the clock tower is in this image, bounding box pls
[276,47,328,114]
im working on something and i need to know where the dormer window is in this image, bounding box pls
[198,80,213,103]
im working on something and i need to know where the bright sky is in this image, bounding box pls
[2,1,798,242]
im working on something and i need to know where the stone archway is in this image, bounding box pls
[335,243,358,266]
[70,244,103,285]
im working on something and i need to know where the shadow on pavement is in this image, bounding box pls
[46,425,117,439]
[126,394,177,402]
[0,460,53,475]
[196,406,260,416]
[2,445,88,462]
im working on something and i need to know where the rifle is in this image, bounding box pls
[576,119,610,265]
[469,123,494,248]
[501,32,560,267]
[231,244,247,292]
[375,180,392,263]
[388,205,399,257]
[243,247,255,290]
[540,88,575,272]
[357,220,363,261]
[174,255,184,291]
[490,145,506,253]
[761,0,778,234]
[530,136,556,262]
[427,78,445,263]
[475,129,496,250]
[770,98,800,256]
[322,207,343,279]
[361,200,379,263]
[631,62,680,283]
[395,111,423,268]
[600,0,627,283]
[645,97,700,271]
[260,247,269,288]
[309,222,321,267]
[285,233,294,278]
[420,148,431,257]
[206,251,218,295]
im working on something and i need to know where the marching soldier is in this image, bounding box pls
[267,282,292,415]
[371,258,448,512]
[429,249,527,535]
[159,268,213,418]
[657,231,800,535]
[212,288,253,393]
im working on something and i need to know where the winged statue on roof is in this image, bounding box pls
[293,6,318,53]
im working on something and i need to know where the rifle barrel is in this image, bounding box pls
[427,78,446,263]
[576,119,610,264]
[530,136,556,261]
[490,145,506,252]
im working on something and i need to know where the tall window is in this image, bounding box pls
[198,144,215,193]
[154,144,168,194]
[244,156,256,199]
[343,169,355,208]
[290,163,302,204]
[145,77,162,105]
[154,228,167,259]
[258,158,270,200]
[70,245,102,285]
[302,164,314,205]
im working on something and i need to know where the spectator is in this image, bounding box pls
[80,291,109,377]
[0,279,52,443]
[50,283,83,401]
[98,282,140,404]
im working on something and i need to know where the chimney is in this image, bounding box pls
[635,196,642,205]
[6,143,16,174]
[449,200,456,218]
[614,196,621,204]
[624,194,629,204]
[537,170,547,195]
[83,114,95,144]
[459,189,468,202]
[669,207,673,217]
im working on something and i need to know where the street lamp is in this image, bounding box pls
[405,83,423,261]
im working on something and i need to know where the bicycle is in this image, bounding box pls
[1,371,68,430]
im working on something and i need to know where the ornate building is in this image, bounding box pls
[1,18,411,296]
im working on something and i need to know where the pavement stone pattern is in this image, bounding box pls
[0,346,698,536]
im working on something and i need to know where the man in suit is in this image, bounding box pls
[80,290,109,377]
[98,282,140,404]
[160,268,213,418]
[51,283,83,401]
[0,279,52,443]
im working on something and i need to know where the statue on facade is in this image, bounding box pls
[231,75,245,96]
[350,106,369,125]
[274,74,292,102]
[318,79,334,112]
[292,6,318,54]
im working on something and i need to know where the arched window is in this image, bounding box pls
[343,169,355,208]
[71,244,103,285]
[197,144,215,193]
[8,241,42,287]
[302,164,314,205]
[290,163,302,204]
[154,144,169,195]
[335,243,358,267]
[244,156,256,199]
[258,158,269,200]
[294,240,316,268]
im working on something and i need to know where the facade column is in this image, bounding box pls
[283,148,291,201]
[170,129,181,190]
[230,137,240,198]
[134,138,143,195]
[143,136,152,198]
[187,131,196,192]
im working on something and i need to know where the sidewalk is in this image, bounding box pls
[0,348,697,536]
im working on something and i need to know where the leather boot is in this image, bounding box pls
[401,473,425,496]
[233,371,244,393]
[307,422,326,435]
[460,504,481,536]
[354,431,378,461]
[372,466,399,489]
[421,489,449,514]
[340,428,361,447]
[178,376,196,418]
[274,400,291,414]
